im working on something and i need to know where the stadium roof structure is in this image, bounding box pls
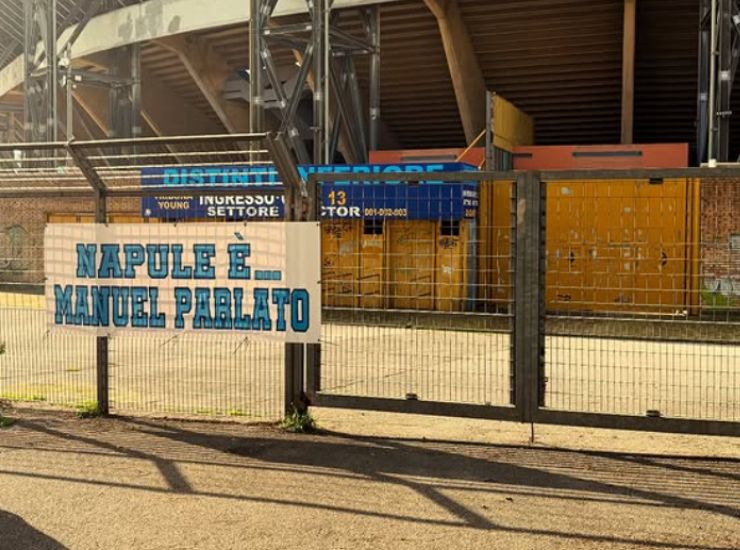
[0,0,732,159]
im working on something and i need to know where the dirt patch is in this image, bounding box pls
[0,407,737,550]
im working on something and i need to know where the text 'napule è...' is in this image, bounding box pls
[53,243,310,332]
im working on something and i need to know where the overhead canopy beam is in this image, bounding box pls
[621,0,636,144]
[0,0,404,100]
[424,0,486,143]
[155,35,249,133]
[74,56,222,137]
[139,65,224,137]
[72,85,111,136]
[72,101,102,141]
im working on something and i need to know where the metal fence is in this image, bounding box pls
[308,169,740,436]
[317,177,514,411]
[0,134,292,420]
[537,171,739,430]
[0,138,739,436]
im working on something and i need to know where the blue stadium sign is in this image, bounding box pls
[140,163,479,221]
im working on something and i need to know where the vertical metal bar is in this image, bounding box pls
[51,0,58,143]
[107,50,120,139]
[250,0,264,134]
[24,0,53,144]
[708,0,718,161]
[485,90,493,170]
[271,132,309,413]
[513,171,545,422]
[368,6,380,152]
[65,44,73,143]
[285,342,305,414]
[536,175,547,407]
[698,0,711,164]
[313,0,326,164]
[718,0,732,161]
[305,343,321,395]
[508,177,516,404]
[324,0,331,164]
[42,0,54,142]
[130,43,141,140]
[620,0,636,145]
[304,173,321,400]
[67,139,110,414]
[95,187,109,416]
[24,0,33,142]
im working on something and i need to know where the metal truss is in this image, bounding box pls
[24,0,57,143]
[250,0,380,164]
[22,0,139,144]
[698,0,740,162]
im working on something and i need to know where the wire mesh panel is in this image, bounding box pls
[78,136,287,420]
[0,146,98,408]
[3,137,737,432]
[0,287,98,408]
[109,334,284,419]
[318,178,515,407]
[0,135,288,420]
[543,177,740,421]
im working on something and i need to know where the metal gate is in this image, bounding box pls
[307,169,740,437]
[1,139,738,436]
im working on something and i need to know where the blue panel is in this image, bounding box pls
[141,163,479,221]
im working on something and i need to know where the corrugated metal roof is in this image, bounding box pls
[462,0,624,145]
[183,0,708,150]
[0,0,718,155]
[376,2,464,148]
[634,0,698,150]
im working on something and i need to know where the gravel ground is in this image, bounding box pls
[0,406,738,550]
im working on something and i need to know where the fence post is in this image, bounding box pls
[67,141,110,416]
[304,173,321,399]
[267,133,313,415]
[514,171,546,422]
[94,188,110,416]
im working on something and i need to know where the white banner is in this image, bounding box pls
[44,223,321,343]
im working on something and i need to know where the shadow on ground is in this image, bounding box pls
[1,412,739,550]
[0,509,68,550]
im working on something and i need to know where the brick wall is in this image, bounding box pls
[0,196,138,286]
[701,179,740,307]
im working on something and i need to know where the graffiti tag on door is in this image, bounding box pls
[0,225,29,271]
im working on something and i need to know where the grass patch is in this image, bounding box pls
[76,401,103,419]
[0,393,46,403]
[64,367,82,373]
[0,415,15,429]
[700,289,740,309]
[227,408,251,418]
[281,406,317,434]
